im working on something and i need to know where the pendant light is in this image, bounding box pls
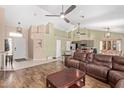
[9,22,23,37]
[105,27,111,38]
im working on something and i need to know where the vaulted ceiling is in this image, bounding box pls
[1,5,124,33]
[39,5,124,33]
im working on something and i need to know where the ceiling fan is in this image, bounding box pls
[45,5,76,23]
[76,23,87,35]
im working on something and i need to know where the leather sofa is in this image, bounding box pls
[65,50,124,88]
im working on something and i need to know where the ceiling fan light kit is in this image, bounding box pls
[60,14,65,19]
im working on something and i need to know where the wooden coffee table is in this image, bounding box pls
[46,68,85,88]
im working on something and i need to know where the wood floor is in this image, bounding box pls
[0,62,110,88]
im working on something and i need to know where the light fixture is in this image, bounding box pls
[105,27,111,38]
[60,13,65,19]
[9,32,23,37]
[9,22,23,37]
[17,22,22,33]
[106,32,111,37]
[76,23,80,34]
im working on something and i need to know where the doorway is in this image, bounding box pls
[13,37,27,60]
[4,37,27,60]
[5,38,13,53]
[66,41,71,51]
[56,40,61,58]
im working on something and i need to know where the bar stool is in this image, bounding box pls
[5,54,13,68]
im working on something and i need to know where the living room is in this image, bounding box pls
[0,1,124,91]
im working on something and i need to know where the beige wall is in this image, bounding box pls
[55,28,68,55]
[0,7,5,51]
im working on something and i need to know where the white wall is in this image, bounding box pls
[13,37,27,59]
[0,5,70,31]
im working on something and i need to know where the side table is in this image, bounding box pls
[62,54,71,65]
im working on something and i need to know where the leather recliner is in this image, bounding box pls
[115,79,124,88]
[108,56,124,87]
[86,54,112,82]
[79,53,94,72]
[65,50,87,70]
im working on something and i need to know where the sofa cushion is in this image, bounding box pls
[112,56,124,71]
[73,51,81,61]
[67,59,80,69]
[93,54,112,68]
[64,55,72,67]
[115,79,124,88]
[79,62,87,72]
[86,53,94,63]
[87,63,110,81]
[73,51,87,62]
[79,53,87,62]
[108,70,124,86]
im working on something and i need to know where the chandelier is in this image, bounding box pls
[105,27,111,38]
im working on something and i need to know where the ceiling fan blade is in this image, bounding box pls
[45,15,60,17]
[64,5,76,15]
[64,18,70,23]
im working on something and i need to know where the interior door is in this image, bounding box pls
[66,41,71,51]
[13,37,26,59]
[56,40,61,58]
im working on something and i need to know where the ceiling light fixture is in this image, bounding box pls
[105,27,111,38]
[17,22,22,32]
[60,14,65,19]
[76,23,87,36]
[9,32,23,37]
[9,22,23,37]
